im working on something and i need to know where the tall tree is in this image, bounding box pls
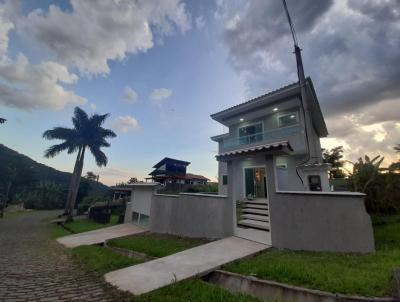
[322,146,345,179]
[0,118,6,124]
[127,177,138,184]
[43,107,116,222]
[85,171,99,182]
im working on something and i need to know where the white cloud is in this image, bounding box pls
[90,103,96,111]
[322,97,400,166]
[122,86,138,103]
[149,88,172,104]
[195,16,205,29]
[21,0,191,76]
[0,53,86,110]
[0,2,14,60]
[0,1,86,111]
[112,115,139,133]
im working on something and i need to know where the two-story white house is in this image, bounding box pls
[211,78,331,233]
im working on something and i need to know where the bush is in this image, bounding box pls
[185,183,218,193]
[19,181,66,209]
[77,203,89,215]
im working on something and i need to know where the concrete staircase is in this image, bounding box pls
[238,200,270,232]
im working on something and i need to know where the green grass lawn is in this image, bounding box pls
[130,279,260,302]
[108,233,210,258]
[224,215,400,297]
[48,215,119,238]
[71,245,142,275]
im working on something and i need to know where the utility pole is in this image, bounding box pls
[282,0,318,164]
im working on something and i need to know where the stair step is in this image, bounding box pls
[243,200,268,205]
[241,214,269,222]
[243,204,268,210]
[238,219,270,231]
[242,208,269,215]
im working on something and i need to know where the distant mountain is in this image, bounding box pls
[0,144,109,194]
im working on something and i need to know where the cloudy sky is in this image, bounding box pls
[0,0,399,185]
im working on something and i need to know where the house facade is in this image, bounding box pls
[211,79,330,202]
[147,157,209,186]
[115,78,374,253]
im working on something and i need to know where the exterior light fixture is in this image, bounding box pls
[290,115,295,118]
[239,118,244,122]
[273,108,278,112]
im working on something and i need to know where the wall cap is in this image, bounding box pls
[180,193,228,198]
[154,193,180,198]
[276,190,366,196]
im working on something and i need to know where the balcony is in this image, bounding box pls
[222,124,303,151]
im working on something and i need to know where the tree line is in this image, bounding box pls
[323,145,400,214]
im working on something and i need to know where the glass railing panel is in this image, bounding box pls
[222,125,302,149]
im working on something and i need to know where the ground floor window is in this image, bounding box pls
[132,211,150,227]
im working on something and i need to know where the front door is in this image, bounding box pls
[244,167,267,199]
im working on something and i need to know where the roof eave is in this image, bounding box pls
[210,82,300,123]
[306,78,328,137]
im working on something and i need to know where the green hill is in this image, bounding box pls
[0,144,109,196]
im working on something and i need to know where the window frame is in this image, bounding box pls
[237,121,264,145]
[278,111,300,128]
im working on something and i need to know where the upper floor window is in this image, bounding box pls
[278,111,299,128]
[238,122,263,144]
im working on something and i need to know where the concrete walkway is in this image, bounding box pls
[105,236,269,295]
[57,223,146,248]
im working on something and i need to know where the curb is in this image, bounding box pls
[206,270,397,302]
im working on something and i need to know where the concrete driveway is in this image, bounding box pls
[57,223,146,248]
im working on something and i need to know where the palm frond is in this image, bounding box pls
[90,113,109,127]
[42,127,77,140]
[89,146,108,167]
[98,127,116,138]
[44,142,71,158]
[72,107,89,130]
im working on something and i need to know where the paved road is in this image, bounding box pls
[0,211,127,301]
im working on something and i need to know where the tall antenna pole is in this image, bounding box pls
[282,0,317,165]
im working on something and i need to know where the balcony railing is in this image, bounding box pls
[222,124,303,149]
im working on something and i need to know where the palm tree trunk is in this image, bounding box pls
[62,147,82,217]
[66,146,86,222]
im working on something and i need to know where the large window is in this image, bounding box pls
[238,122,263,144]
[278,111,299,128]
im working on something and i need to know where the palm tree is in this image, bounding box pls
[395,144,400,153]
[43,107,116,222]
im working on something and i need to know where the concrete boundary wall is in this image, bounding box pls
[150,193,234,239]
[269,191,375,253]
[207,270,396,302]
[264,156,375,253]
